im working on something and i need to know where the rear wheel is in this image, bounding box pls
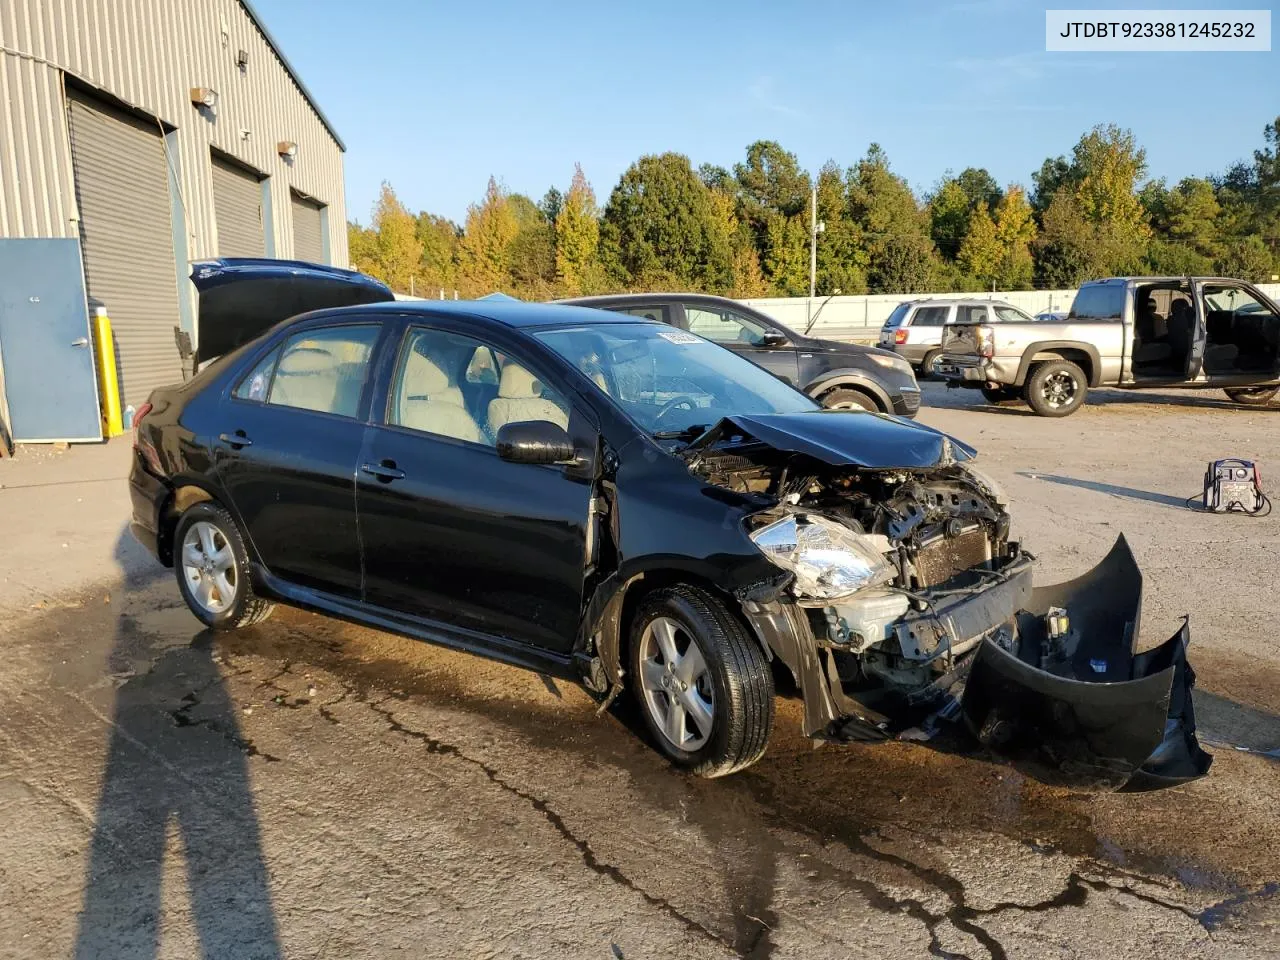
[980,384,1021,405]
[919,349,942,380]
[1224,386,1279,406]
[174,502,275,630]
[1024,359,1087,417]
[821,387,879,412]
[629,585,774,778]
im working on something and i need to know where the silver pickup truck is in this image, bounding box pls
[935,276,1280,416]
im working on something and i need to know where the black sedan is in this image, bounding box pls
[129,259,1210,789]
[559,293,921,417]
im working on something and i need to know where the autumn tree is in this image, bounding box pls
[457,177,519,296]
[553,165,602,296]
[815,160,867,294]
[416,213,460,294]
[507,194,557,297]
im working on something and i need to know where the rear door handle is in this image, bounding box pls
[361,460,405,482]
[219,431,253,448]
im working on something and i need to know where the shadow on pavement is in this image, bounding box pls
[1016,471,1192,509]
[74,528,282,959]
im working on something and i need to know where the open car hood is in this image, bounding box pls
[191,258,394,363]
[684,411,977,469]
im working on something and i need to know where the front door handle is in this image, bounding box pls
[219,431,253,448]
[361,460,405,482]
[71,337,89,347]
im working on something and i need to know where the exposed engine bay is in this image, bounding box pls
[679,416,1212,792]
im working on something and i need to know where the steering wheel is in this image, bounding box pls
[653,395,699,424]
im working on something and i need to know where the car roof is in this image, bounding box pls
[906,298,1020,308]
[559,292,735,307]
[328,299,644,330]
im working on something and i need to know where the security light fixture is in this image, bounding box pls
[190,87,218,109]
[237,49,250,69]
[277,141,298,159]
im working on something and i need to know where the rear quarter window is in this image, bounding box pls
[882,303,910,328]
[1069,284,1125,321]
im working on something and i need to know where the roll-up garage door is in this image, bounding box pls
[67,91,183,407]
[291,191,326,264]
[212,154,266,257]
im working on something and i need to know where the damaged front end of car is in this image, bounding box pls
[683,412,1212,792]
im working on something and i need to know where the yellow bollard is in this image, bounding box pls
[92,305,124,438]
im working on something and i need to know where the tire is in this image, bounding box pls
[173,501,275,630]
[1224,386,1279,406]
[980,385,1021,405]
[1024,359,1087,417]
[919,349,942,381]
[628,584,774,778]
[821,387,879,412]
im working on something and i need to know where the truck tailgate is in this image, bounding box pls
[941,324,981,355]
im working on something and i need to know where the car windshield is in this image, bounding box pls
[535,321,816,437]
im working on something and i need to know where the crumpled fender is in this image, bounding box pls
[959,535,1212,791]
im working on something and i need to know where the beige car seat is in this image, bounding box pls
[488,363,568,434]
[271,346,342,413]
[398,349,484,443]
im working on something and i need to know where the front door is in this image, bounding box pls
[1194,281,1280,379]
[213,321,384,597]
[356,324,593,652]
[0,239,102,441]
[681,302,800,385]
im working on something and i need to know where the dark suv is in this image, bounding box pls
[560,294,921,418]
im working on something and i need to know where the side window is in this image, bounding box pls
[266,325,379,418]
[233,347,281,401]
[1070,284,1125,321]
[913,306,950,326]
[685,305,770,344]
[390,327,569,446]
[954,305,989,324]
[615,305,672,325]
[993,305,1030,322]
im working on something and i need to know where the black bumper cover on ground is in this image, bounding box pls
[959,535,1212,792]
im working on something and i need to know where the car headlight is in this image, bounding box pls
[750,514,896,600]
[869,352,913,374]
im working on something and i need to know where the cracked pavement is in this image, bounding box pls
[1,383,1279,958]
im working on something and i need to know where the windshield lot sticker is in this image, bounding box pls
[657,330,700,344]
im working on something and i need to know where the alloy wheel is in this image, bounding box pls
[181,521,237,615]
[638,616,716,751]
[1041,370,1078,409]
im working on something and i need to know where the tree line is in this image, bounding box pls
[348,118,1280,300]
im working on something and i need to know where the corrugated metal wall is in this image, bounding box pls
[0,0,348,271]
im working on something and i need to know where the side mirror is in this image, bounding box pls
[760,330,789,347]
[496,420,576,465]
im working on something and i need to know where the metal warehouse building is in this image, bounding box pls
[0,0,347,443]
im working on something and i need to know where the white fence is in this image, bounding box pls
[741,283,1280,344]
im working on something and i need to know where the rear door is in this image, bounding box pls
[213,320,386,597]
[681,301,800,384]
[356,322,594,652]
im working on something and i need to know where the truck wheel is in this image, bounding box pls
[174,502,275,630]
[1024,360,1087,417]
[980,385,1021,405]
[1224,386,1279,406]
[629,585,774,778]
[821,388,879,412]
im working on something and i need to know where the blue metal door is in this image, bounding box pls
[0,239,102,441]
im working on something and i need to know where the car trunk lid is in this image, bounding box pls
[190,258,395,364]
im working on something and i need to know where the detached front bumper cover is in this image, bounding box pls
[960,535,1212,792]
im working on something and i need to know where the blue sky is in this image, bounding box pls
[253,0,1278,225]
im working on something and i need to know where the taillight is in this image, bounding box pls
[976,325,995,359]
[894,329,908,345]
[132,402,153,444]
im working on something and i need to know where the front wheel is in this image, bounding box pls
[1224,386,1279,406]
[821,387,879,412]
[174,501,275,630]
[1024,360,1087,417]
[629,585,774,778]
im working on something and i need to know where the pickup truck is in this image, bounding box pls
[935,276,1280,416]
